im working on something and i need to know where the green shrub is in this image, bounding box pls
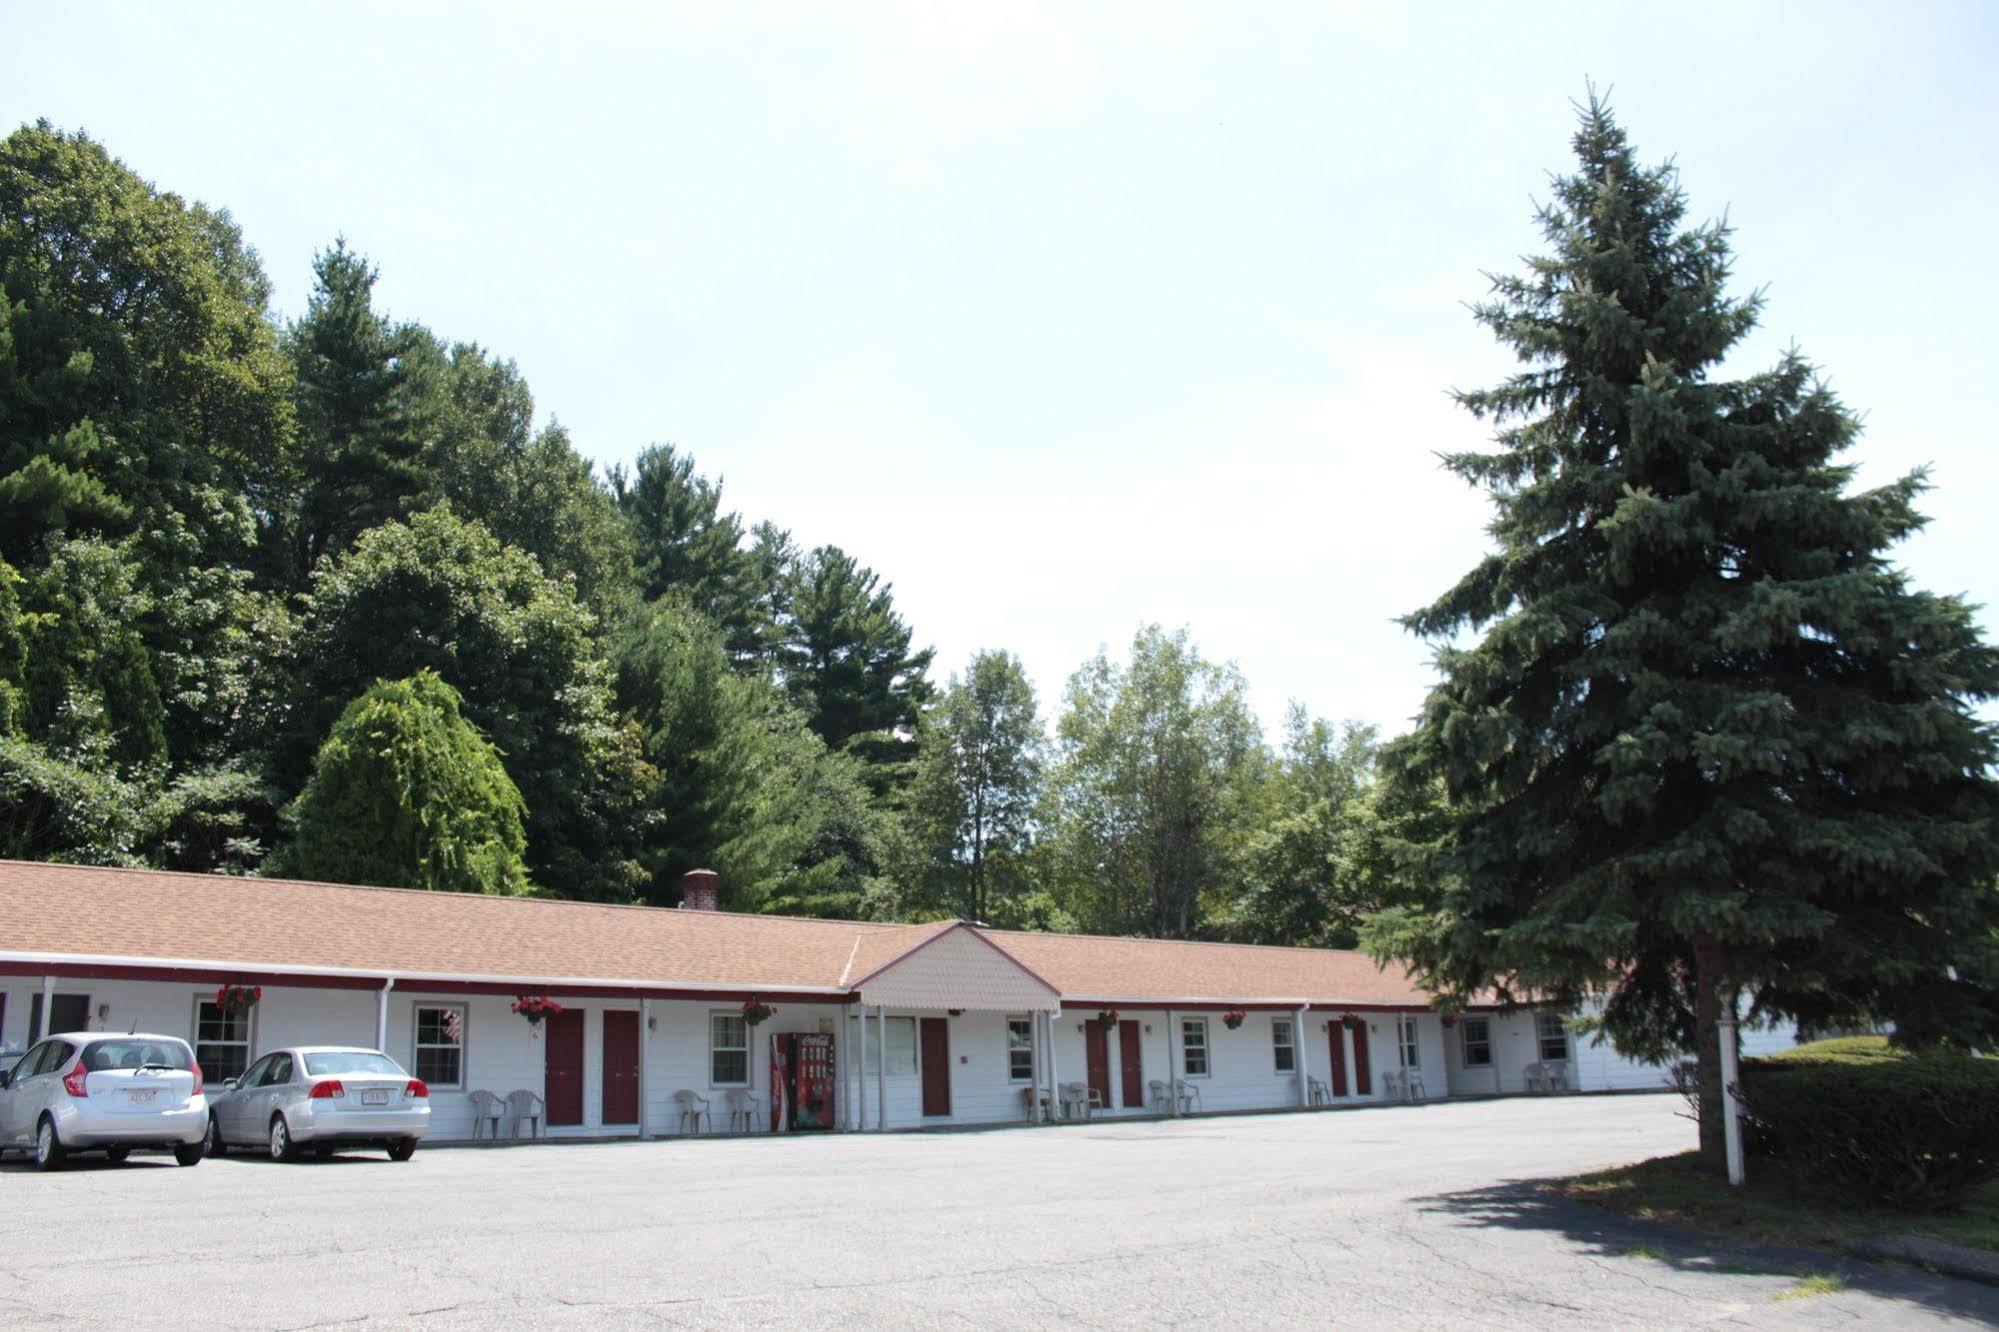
[1762,1035,1903,1065]
[1740,1053,1999,1207]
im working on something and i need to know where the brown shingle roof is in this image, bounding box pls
[989,929,1434,1007]
[0,861,1440,1007]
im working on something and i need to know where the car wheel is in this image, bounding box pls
[105,1147,131,1163]
[387,1139,417,1162]
[173,1141,204,1167]
[33,1116,65,1172]
[268,1116,296,1162]
[207,1115,226,1158]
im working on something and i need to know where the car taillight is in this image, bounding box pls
[405,1079,428,1099]
[308,1079,346,1100]
[62,1062,90,1098]
[189,1063,203,1090]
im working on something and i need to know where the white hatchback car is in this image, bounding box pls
[206,1046,429,1161]
[0,1032,207,1170]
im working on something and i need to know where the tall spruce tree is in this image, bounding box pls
[1367,97,1999,1172]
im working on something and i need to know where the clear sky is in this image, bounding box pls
[5,2,1995,738]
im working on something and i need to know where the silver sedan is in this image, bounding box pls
[206,1046,429,1162]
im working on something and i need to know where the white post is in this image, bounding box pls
[1046,1011,1063,1119]
[1295,1006,1311,1108]
[1718,1014,1745,1187]
[38,974,53,1041]
[1166,1009,1178,1118]
[638,998,651,1141]
[856,1005,870,1131]
[875,1006,888,1132]
[376,978,394,1052]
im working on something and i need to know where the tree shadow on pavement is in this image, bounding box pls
[1412,1179,1999,1325]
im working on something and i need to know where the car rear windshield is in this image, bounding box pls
[302,1051,405,1077]
[82,1040,195,1073]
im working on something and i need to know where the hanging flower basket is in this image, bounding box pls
[1094,1009,1120,1032]
[1340,1012,1363,1031]
[511,995,563,1026]
[1440,1013,1459,1029]
[741,999,776,1027]
[215,984,262,1016]
[1221,1010,1247,1030]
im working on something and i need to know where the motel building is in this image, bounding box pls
[0,861,1738,1142]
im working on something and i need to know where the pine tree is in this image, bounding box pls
[1368,96,1999,1173]
[287,239,432,575]
[612,445,765,658]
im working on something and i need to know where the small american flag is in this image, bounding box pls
[443,1009,464,1044]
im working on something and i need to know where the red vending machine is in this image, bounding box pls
[770,1032,836,1132]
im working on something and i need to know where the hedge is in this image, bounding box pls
[1740,1052,1999,1207]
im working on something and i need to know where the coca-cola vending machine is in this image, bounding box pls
[769,1031,836,1131]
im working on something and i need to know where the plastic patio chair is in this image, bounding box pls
[725,1089,767,1133]
[1171,1079,1202,1114]
[468,1089,507,1141]
[1543,1061,1570,1093]
[1402,1069,1427,1100]
[1148,1079,1175,1113]
[506,1089,545,1138]
[1307,1076,1330,1106]
[674,1089,712,1134]
[1058,1081,1095,1120]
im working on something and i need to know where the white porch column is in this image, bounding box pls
[376,978,395,1052]
[1166,1009,1179,1117]
[875,1006,888,1132]
[1045,1010,1062,1119]
[856,1005,870,1131]
[38,974,53,1041]
[1295,1005,1310,1108]
[638,998,652,1141]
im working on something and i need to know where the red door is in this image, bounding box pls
[1329,1025,1349,1097]
[544,1009,585,1126]
[1119,1020,1144,1108]
[1085,1021,1111,1109]
[1351,1021,1372,1096]
[919,1018,951,1117]
[601,1010,639,1125]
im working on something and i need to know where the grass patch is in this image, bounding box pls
[1554,1152,1999,1255]
[1774,1273,1847,1301]
[1621,1244,1668,1261]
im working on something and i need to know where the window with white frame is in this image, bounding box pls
[1006,1015,1036,1083]
[1182,1019,1209,1077]
[413,1004,465,1088]
[1396,1014,1420,1069]
[1460,1017,1493,1067]
[1536,1012,1570,1062]
[1272,1018,1296,1073]
[710,1012,749,1086]
[861,1017,919,1077]
[194,998,252,1085]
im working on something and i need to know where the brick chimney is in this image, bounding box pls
[679,869,721,912]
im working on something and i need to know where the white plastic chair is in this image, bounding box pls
[1524,1061,1549,1093]
[725,1089,767,1133]
[1307,1076,1330,1106]
[1171,1079,1202,1114]
[468,1090,507,1140]
[1058,1081,1099,1120]
[506,1089,544,1138]
[1402,1069,1427,1100]
[1543,1061,1571,1093]
[1381,1069,1405,1100]
[1148,1079,1175,1113]
[674,1089,712,1134]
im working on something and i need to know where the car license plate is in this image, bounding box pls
[362,1090,389,1105]
[127,1089,156,1103]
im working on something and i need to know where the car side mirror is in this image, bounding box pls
[223,1077,239,1091]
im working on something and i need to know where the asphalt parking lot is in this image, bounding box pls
[2,1093,1993,1329]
